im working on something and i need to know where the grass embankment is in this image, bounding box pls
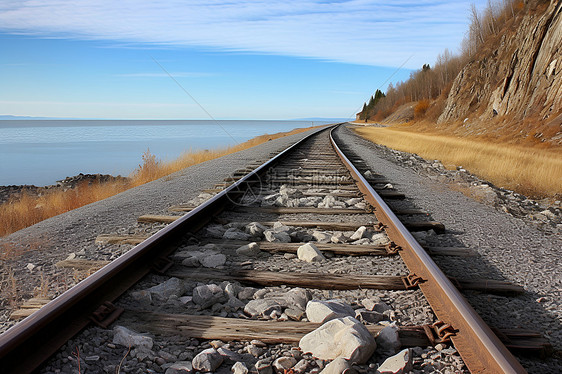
[0,126,322,237]
[354,126,562,199]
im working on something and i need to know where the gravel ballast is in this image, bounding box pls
[2,124,559,373]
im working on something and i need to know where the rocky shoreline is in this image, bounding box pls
[0,173,129,204]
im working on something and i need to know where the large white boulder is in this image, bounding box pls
[297,243,326,262]
[299,316,376,364]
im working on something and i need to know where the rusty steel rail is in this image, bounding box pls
[329,126,526,373]
[0,125,334,373]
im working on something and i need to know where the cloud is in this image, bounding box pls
[0,0,482,68]
[115,72,216,78]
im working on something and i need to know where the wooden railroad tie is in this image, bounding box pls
[9,298,51,320]
[169,268,524,295]
[122,311,551,356]
[95,234,475,257]
[169,205,431,216]
[135,216,445,234]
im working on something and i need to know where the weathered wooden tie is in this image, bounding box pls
[201,240,476,257]
[122,311,549,355]
[235,206,369,215]
[9,298,51,320]
[170,268,524,294]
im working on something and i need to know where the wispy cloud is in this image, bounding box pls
[0,1,481,68]
[115,72,216,78]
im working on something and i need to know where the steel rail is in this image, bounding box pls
[0,125,335,373]
[329,125,526,374]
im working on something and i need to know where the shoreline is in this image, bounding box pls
[0,174,128,205]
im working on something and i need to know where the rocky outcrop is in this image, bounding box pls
[439,1,562,143]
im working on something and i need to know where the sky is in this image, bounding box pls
[0,0,488,120]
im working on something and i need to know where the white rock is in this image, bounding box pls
[306,300,355,323]
[350,226,368,240]
[146,278,186,301]
[264,230,291,243]
[319,195,336,208]
[354,202,367,210]
[299,316,376,364]
[245,222,268,236]
[331,232,348,244]
[351,238,371,245]
[345,198,362,206]
[273,221,292,233]
[273,357,297,373]
[113,326,153,351]
[192,284,228,308]
[312,231,332,243]
[360,298,380,311]
[376,324,401,356]
[376,348,412,374]
[199,253,227,268]
[319,357,356,374]
[26,263,36,272]
[244,299,282,317]
[192,348,224,372]
[282,288,312,310]
[236,242,262,257]
[165,361,193,374]
[231,361,249,374]
[297,243,326,262]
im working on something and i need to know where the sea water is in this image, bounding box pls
[0,120,330,186]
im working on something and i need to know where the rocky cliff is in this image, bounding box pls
[438,1,562,142]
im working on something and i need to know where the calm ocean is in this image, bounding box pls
[0,120,332,186]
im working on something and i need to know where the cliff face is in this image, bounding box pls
[439,2,562,135]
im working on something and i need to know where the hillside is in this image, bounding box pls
[438,0,562,145]
[359,0,562,147]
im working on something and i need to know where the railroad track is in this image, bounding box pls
[0,125,549,373]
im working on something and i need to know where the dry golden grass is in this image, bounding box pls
[354,126,562,199]
[0,125,323,237]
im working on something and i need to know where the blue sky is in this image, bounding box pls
[0,0,487,120]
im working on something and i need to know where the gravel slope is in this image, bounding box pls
[334,125,561,372]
